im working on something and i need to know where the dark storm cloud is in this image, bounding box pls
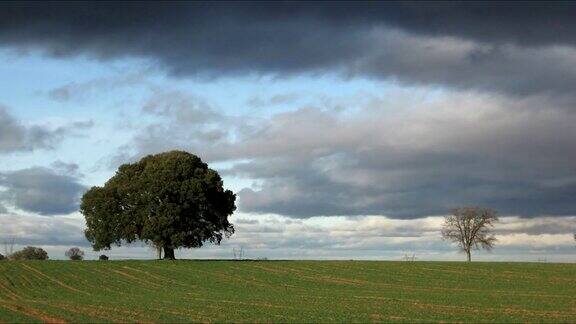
[221,93,576,219]
[0,167,87,215]
[2,2,576,96]
[236,156,576,218]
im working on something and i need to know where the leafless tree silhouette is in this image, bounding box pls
[65,247,85,261]
[441,207,498,262]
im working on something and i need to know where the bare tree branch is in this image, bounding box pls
[441,207,498,261]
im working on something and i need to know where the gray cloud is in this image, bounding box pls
[141,89,220,124]
[111,89,232,167]
[234,218,260,225]
[496,217,576,236]
[47,72,150,102]
[0,105,94,153]
[229,93,576,218]
[0,106,62,152]
[0,167,87,215]
[0,213,572,260]
[2,2,576,97]
[115,88,576,219]
[247,93,299,109]
[0,107,31,152]
[50,160,82,177]
[0,214,87,247]
[222,215,576,261]
[21,2,573,220]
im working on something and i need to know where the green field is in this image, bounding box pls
[0,260,574,323]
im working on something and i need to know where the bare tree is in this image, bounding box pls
[65,247,85,261]
[441,207,498,262]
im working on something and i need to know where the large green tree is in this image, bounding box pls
[81,151,236,259]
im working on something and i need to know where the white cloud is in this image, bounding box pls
[2,211,573,261]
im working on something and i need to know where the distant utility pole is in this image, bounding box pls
[233,247,244,260]
[3,236,15,256]
[402,253,416,262]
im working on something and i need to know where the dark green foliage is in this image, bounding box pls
[81,151,236,259]
[9,246,49,260]
[99,254,109,260]
[0,253,4,260]
[65,247,85,260]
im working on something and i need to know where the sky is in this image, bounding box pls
[0,1,574,261]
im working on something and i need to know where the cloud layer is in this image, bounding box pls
[0,106,83,152]
[114,89,576,219]
[0,167,86,215]
[0,3,574,258]
[1,213,573,260]
[2,2,576,97]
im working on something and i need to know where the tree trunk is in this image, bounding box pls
[163,247,175,260]
[466,250,471,262]
[156,246,162,260]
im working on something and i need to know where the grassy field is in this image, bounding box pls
[0,260,574,323]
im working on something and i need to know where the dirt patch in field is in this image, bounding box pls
[188,296,291,310]
[198,269,275,289]
[34,301,125,322]
[20,264,88,295]
[252,264,370,287]
[0,301,67,323]
[371,314,422,322]
[152,306,209,322]
[0,280,21,300]
[32,300,156,323]
[108,268,163,288]
[120,265,196,289]
[88,268,131,296]
[355,295,576,320]
[248,264,289,274]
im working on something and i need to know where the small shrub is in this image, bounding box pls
[0,253,5,261]
[65,247,85,261]
[99,254,109,261]
[9,246,49,260]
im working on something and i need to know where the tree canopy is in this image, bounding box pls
[81,151,236,259]
[9,246,49,260]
